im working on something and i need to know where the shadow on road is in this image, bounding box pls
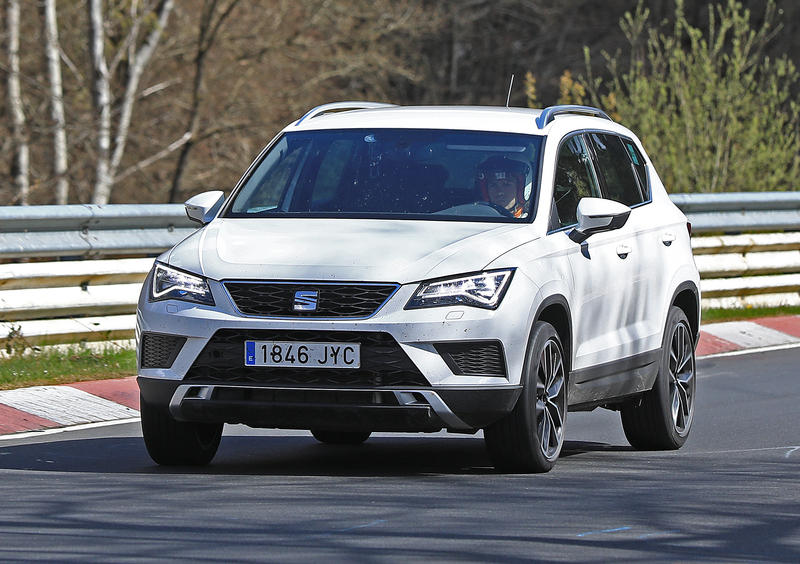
[0,432,631,476]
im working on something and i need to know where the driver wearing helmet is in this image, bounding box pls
[476,156,530,218]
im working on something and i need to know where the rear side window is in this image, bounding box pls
[623,139,649,199]
[588,133,645,207]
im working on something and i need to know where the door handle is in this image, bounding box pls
[660,233,676,246]
[616,245,632,259]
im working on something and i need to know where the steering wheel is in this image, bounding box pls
[477,201,515,217]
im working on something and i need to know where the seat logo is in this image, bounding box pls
[293,290,319,311]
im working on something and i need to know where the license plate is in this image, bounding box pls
[244,341,360,368]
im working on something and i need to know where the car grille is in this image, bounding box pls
[434,341,507,377]
[223,282,398,318]
[140,333,186,369]
[184,329,430,387]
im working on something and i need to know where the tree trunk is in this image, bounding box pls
[43,0,69,204]
[87,0,112,205]
[87,0,174,205]
[109,0,174,186]
[169,0,239,204]
[7,0,30,205]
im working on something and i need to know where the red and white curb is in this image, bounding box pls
[696,316,800,356]
[0,377,139,436]
[2,317,800,436]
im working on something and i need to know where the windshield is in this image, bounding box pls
[226,129,542,222]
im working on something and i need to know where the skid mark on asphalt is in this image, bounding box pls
[577,527,684,540]
[637,530,680,539]
[577,526,631,538]
[315,520,388,537]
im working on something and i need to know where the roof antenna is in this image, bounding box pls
[506,74,515,108]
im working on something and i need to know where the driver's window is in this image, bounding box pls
[553,135,601,228]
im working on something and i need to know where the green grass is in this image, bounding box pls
[0,345,136,391]
[702,305,800,324]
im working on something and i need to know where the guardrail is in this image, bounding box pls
[0,204,196,349]
[671,192,800,234]
[674,192,800,310]
[0,193,798,348]
[0,203,197,260]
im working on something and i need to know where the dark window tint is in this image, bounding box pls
[623,139,649,199]
[226,129,542,222]
[553,135,601,228]
[588,133,644,206]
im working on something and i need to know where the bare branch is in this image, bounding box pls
[113,132,191,183]
[140,78,182,98]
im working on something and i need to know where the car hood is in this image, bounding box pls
[166,218,535,283]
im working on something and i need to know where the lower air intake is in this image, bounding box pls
[140,333,186,369]
[435,341,507,378]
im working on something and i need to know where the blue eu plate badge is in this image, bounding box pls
[245,341,256,365]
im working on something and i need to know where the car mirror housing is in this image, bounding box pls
[185,191,225,225]
[569,197,631,244]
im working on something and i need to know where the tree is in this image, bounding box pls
[168,0,241,203]
[87,0,174,204]
[578,0,800,193]
[6,0,29,205]
[3,0,798,204]
[43,0,68,204]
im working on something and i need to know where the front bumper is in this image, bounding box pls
[138,376,521,432]
[137,271,539,432]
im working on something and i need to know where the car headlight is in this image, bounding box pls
[405,269,514,310]
[149,262,215,306]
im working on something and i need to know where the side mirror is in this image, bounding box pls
[185,191,225,225]
[569,197,631,244]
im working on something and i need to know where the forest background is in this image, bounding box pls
[1,0,798,206]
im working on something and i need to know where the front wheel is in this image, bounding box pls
[140,394,222,466]
[621,306,696,450]
[484,321,567,473]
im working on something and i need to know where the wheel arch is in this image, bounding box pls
[534,295,573,372]
[671,281,701,343]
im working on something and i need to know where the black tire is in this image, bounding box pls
[621,306,696,450]
[484,321,567,473]
[140,394,222,466]
[311,430,371,445]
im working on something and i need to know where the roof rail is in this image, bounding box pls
[295,101,398,125]
[535,105,612,128]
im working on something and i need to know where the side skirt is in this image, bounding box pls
[567,349,660,411]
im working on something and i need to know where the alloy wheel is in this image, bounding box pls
[669,321,695,435]
[536,339,566,459]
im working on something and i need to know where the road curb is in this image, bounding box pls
[2,317,799,436]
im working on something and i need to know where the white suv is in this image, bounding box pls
[137,103,700,472]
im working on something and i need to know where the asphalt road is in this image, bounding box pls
[0,348,798,563]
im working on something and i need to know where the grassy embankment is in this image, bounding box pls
[0,345,135,391]
[1,306,799,391]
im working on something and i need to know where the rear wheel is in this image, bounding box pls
[140,394,222,466]
[484,321,567,473]
[621,306,696,449]
[311,430,371,445]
